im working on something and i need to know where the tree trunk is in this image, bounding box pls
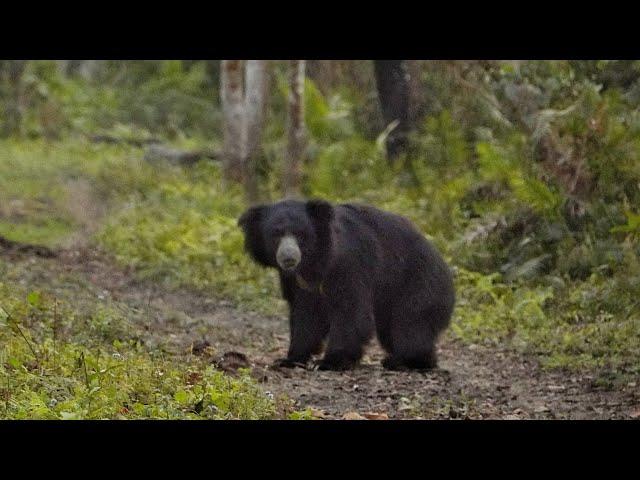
[220,60,269,204]
[283,60,306,198]
[244,60,268,204]
[0,60,26,137]
[221,60,246,183]
[78,60,101,81]
[58,60,83,77]
[373,60,410,162]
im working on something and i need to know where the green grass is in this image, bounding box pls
[95,158,287,316]
[0,140,294,419]
[0,270,285,419]
[452,266,640,373]
[0,218,71,247]
[0,139,152,247]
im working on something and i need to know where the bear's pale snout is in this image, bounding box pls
[276,235,301,271]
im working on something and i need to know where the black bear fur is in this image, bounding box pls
[238,199,455,371]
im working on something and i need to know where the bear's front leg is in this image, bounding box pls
[274,291,329,368]
[317,288,374,371]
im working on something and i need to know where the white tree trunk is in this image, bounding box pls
[221,60,246,183]
[220,60,269,203]
[245,60,267,160]
[243,60,268,203]
[283,60,306,198]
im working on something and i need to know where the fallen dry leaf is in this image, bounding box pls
[363,412,389,420]
[342,412,367,420]
[546,385,565,392]
[629,410,640,419]
[185,371,203,385]
[310,408,330,419]
[214,351,250,373]
[190,340,212,356]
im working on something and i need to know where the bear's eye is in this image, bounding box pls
[272,227,285,237]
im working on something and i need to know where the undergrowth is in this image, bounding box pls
[0,266,296,419]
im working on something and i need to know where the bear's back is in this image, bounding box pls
[337,203,426,248]
[334,203,453,302]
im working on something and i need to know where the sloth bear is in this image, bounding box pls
[238,199,455,371]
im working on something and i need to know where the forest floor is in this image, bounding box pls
[4,243,639,420]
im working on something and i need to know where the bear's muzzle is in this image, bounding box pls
[276,235,301,271]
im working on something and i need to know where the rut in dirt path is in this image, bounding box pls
[8,246,640,420]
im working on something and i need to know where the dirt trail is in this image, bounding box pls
[4,246,639,419]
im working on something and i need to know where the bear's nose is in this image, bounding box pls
[276,235,301,271]
[281,257,298,269]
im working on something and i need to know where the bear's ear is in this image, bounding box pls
[306,199,334,224]
[238,205,270,266]
[238,205,265,230]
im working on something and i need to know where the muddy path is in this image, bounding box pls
[3,246,639,419]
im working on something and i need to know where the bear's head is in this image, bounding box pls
[238,199,334,276]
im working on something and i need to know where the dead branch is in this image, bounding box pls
[143,144,220,166]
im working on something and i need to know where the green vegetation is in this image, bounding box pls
[0,271,283,419]
[2,60,640,418]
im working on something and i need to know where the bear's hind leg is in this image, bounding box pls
[382,348,437,371]
[319,323,369,371]
[382,304,446,371]
[374,305,394,354]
